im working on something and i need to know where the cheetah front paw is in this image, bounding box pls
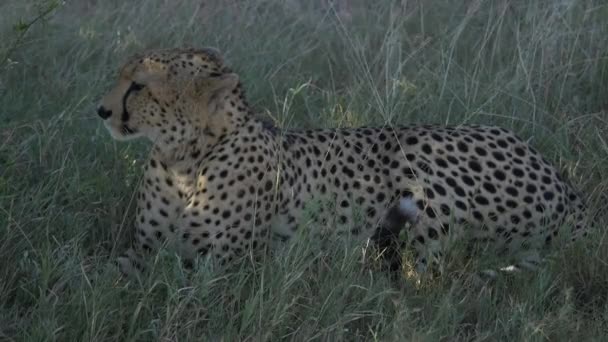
[115,248,145,278]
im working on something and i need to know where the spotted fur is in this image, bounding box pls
[97,47,589,276]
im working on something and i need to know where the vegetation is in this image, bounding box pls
[1,0,607,340]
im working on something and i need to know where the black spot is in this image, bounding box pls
[468,160,482,173]
[446,177,457,187]
[513,168,524,177]
[265,180,273,192]
[416,200,426,210]
[493,170,506,181]
[514,147,526,157]
[428,227,439,239]
[492,151,505,161]
[474,147,487,156]
[496,139,508,148]
[425,207,436,218]
[432,183,447,196]
[457,141,469,153]
[475,196,489,205]
[482,182,496,193]
[505,187,519,197]
[472,210,484,221]
[454,186,466,197]
[471,133,485,142]
[455,200,467,210]
[431,133,444,142]
[406,136,419,145]
[439,204,451,215]
[435,158,448,168]
[510,215,520,224]
[421,144,432,154]
[461,175,475,186]
[342,166,355,178]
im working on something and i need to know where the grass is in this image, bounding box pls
[1,0,608,340]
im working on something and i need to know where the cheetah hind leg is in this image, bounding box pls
[372,196,446,278]
[371,196,420,272]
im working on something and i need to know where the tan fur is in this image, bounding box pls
[97,47,589,276]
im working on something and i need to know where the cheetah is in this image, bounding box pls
[97,47,589,276]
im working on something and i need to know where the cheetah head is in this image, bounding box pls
[97,47,239,149]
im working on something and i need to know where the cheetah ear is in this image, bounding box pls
[194,73,239,98]
[140,57,166,74]
[194,73,239,114]
[199,47,223,63]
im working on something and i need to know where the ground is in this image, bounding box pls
[1,0,608,340]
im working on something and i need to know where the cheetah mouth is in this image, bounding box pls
[122,125,137,135]
[103,121,141,141]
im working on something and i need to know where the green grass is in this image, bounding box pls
[1,0,608,340]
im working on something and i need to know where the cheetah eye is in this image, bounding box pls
[130,82,145,91]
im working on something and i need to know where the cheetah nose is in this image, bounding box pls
[97,106,112,119]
